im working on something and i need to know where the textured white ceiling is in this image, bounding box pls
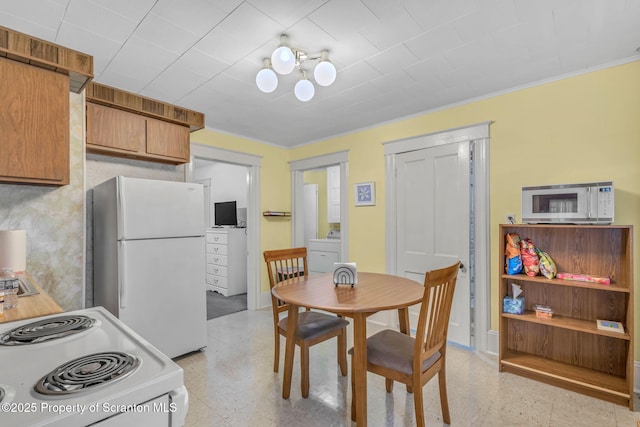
[1,0,639,147]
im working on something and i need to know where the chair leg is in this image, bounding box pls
[385,378,394,393]
[438,369,451,424]
[273,332,280,373]
[412,378,425,427]
[337,330,348,376]
[350,361,356,422]
[301,344,310,398]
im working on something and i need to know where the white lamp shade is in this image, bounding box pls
[313,61,336,86]
[271,46,296,75]
[256,68,278,93]
[294,79,315,102]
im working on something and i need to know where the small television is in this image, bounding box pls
[214,201,237,226]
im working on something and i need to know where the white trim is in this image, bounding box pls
[384,122,491,353]
[383,121,491,155]
[486,330,499,356]
[473,136,491,354]
[635,360,640,394]
[289,150,349,171]
[186,143,262,311]
[290,151,349,263]
[191,143,262,166]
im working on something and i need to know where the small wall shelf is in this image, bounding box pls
[262,211,291,217]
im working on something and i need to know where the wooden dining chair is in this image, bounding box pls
[351,261,460,426]
[263,247,349,398]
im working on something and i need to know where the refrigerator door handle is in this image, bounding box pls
[117,176,126,239]
[118,241,127,309]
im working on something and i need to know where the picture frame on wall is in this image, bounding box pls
[354,182,375,206]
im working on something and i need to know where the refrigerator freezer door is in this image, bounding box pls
[117,176,205,240]
[117,237,207,358]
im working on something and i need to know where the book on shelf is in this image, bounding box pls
[596,319,624,333]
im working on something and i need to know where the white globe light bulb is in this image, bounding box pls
[256,68,278,93]
[271,46,296,75]
[314,61,336,86]
[294,79,315,102]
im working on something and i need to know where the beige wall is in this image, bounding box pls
[190,60,640,353]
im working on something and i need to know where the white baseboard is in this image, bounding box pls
[486,329,499,355]
[258,290,271,310]
[487,330,640,394]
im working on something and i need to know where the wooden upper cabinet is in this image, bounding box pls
[0,57,69,185]
[86,83,202,165]
[86,102,191,165]
[0,26,93,93]
[146,118,190,162]
[86,103,145,154]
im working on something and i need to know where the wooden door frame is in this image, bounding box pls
[383,122,491,353]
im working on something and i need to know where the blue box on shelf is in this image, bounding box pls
[503,296,525,315]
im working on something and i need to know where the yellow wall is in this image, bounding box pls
[192,60,640,353]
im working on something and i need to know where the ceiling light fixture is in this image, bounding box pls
[256,34,337,102]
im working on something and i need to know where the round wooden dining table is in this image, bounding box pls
[271,272,425,426]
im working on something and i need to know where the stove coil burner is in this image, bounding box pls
[0,315,96,345]
[0,386,4,403]
[34,351,140,396]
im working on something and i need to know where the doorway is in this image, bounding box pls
[290,151,349,262]
[186,143,261,312]
[383,122,491,352]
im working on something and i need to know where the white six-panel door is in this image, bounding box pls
[395,141,471,347]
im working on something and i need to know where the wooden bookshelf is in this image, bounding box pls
[498,224,634,409]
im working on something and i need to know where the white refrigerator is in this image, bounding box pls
[93,176,207,358]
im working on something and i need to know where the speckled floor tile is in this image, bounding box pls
[175,308,639,426]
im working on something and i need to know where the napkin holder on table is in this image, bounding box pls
[333,262,357,287]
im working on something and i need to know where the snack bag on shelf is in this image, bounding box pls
[536,249,557,279]
[505,233,523,274]
[519,238,540,277]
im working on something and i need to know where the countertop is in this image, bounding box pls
[0,272,63,323]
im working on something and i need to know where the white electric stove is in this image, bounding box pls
[0,306,188,426]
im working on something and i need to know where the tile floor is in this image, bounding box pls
[175,308,640,426]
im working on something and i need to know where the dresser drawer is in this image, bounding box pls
[207,253,228,266]
[207,274,227,288]
[207,243,228,255]
[206,232,228,244]
[207,264,228,277]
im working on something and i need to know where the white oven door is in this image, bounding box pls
[91,387,187,427]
